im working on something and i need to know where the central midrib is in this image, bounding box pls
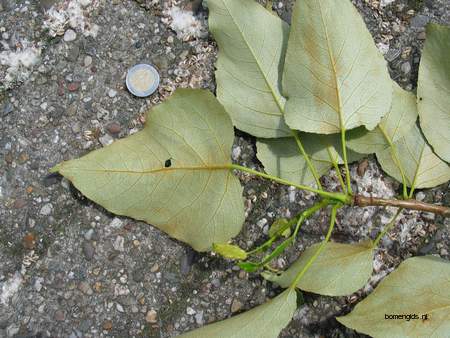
[63,164,233,175]
[317,0,343,130]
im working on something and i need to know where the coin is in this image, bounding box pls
[126,64,160,97]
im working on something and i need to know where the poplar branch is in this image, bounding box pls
[354,195,450,218]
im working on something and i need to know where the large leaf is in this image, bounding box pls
[347,82,418,154]
[208,0,290,138]
[338,255,450,338]
[179,289,297,337]
[377,124,450,189]
[418,23,450,163]
[256,133,364,187]
[282,0,391,134]
[263,241,373,296]
[52,89,245,252]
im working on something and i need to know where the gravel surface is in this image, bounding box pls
[1,0,449,337]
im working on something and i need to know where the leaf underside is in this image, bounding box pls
[347,82,418,154]
[338,256,450,338]
[376,124,450,189]
[209,0,290,138]
[179,289,297,338]
[256,133,364,187]
[417,23,450,163]
[283,0,392,134]
[52,89,245,252]
[264,241,373,296]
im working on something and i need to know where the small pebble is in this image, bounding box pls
[150,263,159,273]
[106,122,121,134]
[67,82,81,92]
[54,310,65,321]
[40,203,53,216]
[99,134,114,146]
[116,303,124,313]
[78,281,93,295]
[64,29,77,42]
[231,299,243,313]
[84,55,93,67]
[103,320,113,330]
[82,241,95,260]
[110,217,123,228]
[113,236,125,252]
[145,309,157,323]
[108,88,117,98]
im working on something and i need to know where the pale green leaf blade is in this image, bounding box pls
[256,133,364,186]
[179,289,297,338]
[377,124,450,188]
[264,241,373,296]
[208,0,290,138]
[347,82,418,154]
[283,0,391,134]
[418,23,450,163]
[52,89,245,252]
[256,137,331,187]
[337,255,450,338]
[213,243,247,260]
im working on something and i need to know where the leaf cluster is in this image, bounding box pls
[51,0,450,337]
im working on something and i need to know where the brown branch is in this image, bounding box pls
[354,195,450,218]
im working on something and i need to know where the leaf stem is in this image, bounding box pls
[373,208,403,247]
[289,204,340,289]
[326,147,346,192]
[230,164,350,204]
[354,195,450,217]
[340,128,352,194]
[247,200,330,266]
[291,130,323,189]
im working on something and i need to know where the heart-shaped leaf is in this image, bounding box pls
[257,133,364,187]
[337,255,450,338]
[179,289,297,337]
[52,89,245,252]
[347,82,418,154]
[377,124,450,189]
[418,23,450,163]
[208,0,290,138]
[283,0,391,134]
[263,241,373,296]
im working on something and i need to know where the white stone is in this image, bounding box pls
[109,217,123,229]
[40,203,53,216]
[113,236,125,252]
[99,134,114,146]
[116,303,124,312]
[186,307,196,315]
[108,88,117,98]
[63,29,77,42]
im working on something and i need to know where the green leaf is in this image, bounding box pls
[179,289,297,338]
[52,89,245,252]
[347,82,418,154]
[418,23,450,163]
[208,0,290,138]
[269,218,289,237]
[282,0,391,134]
[337,255,450,338]
[238,261,259,273]
[377,124,450,189]
[256,133,364,187]
[213,243,247,260]
[263,241,373,296]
